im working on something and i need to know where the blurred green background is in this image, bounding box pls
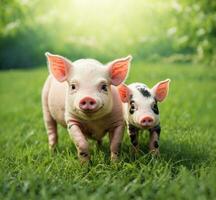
[0,0,216,69]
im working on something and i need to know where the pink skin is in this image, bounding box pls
[42,52,132,162]
[140,116,154,128]
[79,97,97,111]
[118,80,170,154]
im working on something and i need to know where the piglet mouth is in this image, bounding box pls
[78,106,103,115]
[139,123,155,129]
[140,125,152,129]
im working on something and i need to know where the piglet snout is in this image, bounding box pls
[140,116,154,128]
[79,97,97,112]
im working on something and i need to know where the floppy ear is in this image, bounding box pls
[117,84,131,103]
[108,55,132,86]
[45,52,72,82]
[151,79,171,102]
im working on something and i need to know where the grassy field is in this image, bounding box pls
[0,61,216,200]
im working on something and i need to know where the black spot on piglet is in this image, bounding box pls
[154,141,159,148]
[130,134,138,146]
[136,86,151,97]
[152,102,159,115]
[129,124,139,133]
[149,124,161,136]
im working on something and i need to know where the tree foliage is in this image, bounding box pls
[172,0,216,66]
[0,0,215,69]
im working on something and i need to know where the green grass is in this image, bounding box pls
[0,61,216,200]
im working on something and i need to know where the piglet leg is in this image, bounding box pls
[128,124,139,153]
[43,113,58,150]
[149,125,161,155]
[42,78,58,150]
[96,140,103,152]
[68,125,90,163]
[109,125,124,161]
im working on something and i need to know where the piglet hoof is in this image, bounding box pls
[111,152,119,162]
[132,146,140,155]
[49,144,58,155]
[149,149,160,157]
[79,152,90,165]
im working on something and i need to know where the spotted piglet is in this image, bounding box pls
[42,52,132,162]
[118,79,170,155]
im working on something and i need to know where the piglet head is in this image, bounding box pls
[46,52,132,120]
[119,79,170,129]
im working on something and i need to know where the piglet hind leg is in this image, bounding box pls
[43,112,58,152]
[68,125,90,164]
[42,79,58,151]
[148,125,161,156]
[109,125,125,162]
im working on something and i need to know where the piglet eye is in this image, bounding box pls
[131,103,135,109]
[130,101,136,109]
[101,84,108,92]
[129,100,137,114]
[71,84,76,90]
[151,102,159,115]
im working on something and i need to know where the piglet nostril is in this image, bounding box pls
[148,119,153,123]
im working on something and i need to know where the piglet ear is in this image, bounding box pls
[108,55,132,86]
[117,84,131,103]
[45,52,72,82]
[151,79,171,102]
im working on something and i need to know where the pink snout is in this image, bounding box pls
[140,116,154,128]
[79,97,97,112]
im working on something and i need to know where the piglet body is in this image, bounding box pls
[43,76,123,138]
[118,79,170,155]
[42,54,132,162]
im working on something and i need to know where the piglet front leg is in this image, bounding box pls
[128,124,139,154]
[109,125,124,161]
[68,125,90,163]
[96,140,103,152]
[148,125,161,155]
